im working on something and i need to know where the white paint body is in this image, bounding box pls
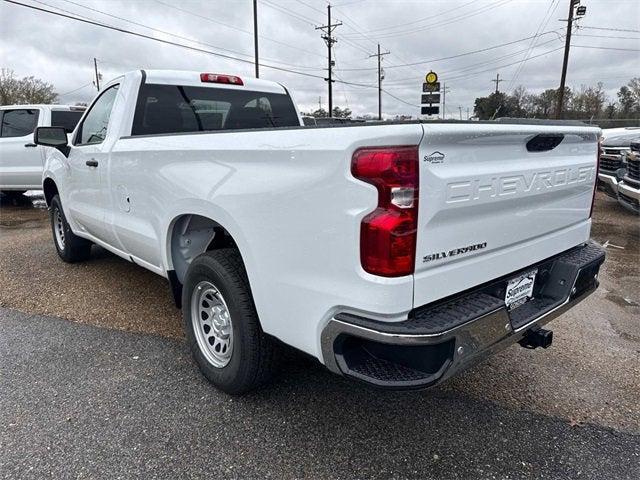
[43,70,600,363]
[0,104,82,191]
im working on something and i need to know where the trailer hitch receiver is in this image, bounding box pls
[519,328,553,349]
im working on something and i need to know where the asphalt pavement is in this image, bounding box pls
[1,190,639,479]
[1,307,639,480]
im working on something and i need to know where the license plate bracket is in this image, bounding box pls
[505,269,537,310]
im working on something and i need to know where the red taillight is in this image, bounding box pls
[352,146,419,277]
[590,139,601,218]
[200,73,244,85]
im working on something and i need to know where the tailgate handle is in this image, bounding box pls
[526,134,564,152]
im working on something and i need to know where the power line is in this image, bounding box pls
[381,36,562,87]
[574,33,640,41]
[571,45,640,52]
[59,82,92,96]
[580,26,640,33]
[442,46,565,83]
[54,0,325,71]
[150,0,327,61]
[53,0,258,62]
[506,0,560,93]
[261,0,372,58]
[3,0,328,80]
[382,38,562,87]
[293,0,325,16]
[336,30,563,72]
[339,0,477,37]
[381,88,420,109]
[261,0,319,26]
[5,0,386,94]
[341,0,514,40]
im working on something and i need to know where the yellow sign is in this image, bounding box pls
[425,71,438,84]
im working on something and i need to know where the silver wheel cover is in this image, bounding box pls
[53,208,65,251]
[191,281,234,368]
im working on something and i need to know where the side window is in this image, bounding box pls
[76,85,119,145]
[51,110,84,133]
[1,109,40,137]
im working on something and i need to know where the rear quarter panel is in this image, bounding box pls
[111,123,423,358]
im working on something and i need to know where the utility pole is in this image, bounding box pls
[253,0,259,78]
[369,43,390,120]
[466,107,470,120]
[458,106,463,120]
[316,5,341,117]
[491,73,503,94]
[556,0,579,118]
[441,82,450,119]
[93,57,100,91]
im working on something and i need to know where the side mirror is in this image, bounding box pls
[34,126,70,156]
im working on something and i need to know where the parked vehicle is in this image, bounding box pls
[617,139,640,214]
[301,116,317,126]
[0,104,85,196]
[597,127,640,198]
[35,70,605,394]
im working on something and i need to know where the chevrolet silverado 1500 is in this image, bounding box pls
[0,104,84,196]
[617,139,640,213]
[34,70,605,394]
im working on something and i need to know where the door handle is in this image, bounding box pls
[24,143,37,148]
[86,159,99,167]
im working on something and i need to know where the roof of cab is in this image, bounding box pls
[0,104,85,111]
[140,69,288,95]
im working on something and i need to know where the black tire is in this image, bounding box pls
[182,248,279,395]
[50,195,92,263]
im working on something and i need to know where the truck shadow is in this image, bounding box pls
[172,349,634,479]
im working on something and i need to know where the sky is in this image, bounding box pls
[1,0,638,119]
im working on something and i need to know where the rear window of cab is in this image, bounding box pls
[131,84,300,136]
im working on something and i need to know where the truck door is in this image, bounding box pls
[65,84,120,244]
[0,108,43,189]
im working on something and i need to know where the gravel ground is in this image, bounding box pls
[1,308,639,480]
[0,190,639,437]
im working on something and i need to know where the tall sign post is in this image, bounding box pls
[421,71,440,117]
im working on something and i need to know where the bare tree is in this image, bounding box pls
[0,69,58,105]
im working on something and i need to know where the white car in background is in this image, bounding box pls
[597,126,640,198]
[0,104,85,196]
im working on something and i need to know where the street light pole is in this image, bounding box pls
[253,0,259,78]
[556,0,578,118]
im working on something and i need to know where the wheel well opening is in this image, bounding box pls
[43,178,58,207]
[169,214,238,285]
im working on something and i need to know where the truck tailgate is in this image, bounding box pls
[413,123,600,307]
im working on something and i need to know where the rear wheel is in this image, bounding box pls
[182,248,279,394]
[50,195,92,262]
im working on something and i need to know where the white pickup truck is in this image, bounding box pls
[34,70,605,394]
[0,104,84,196]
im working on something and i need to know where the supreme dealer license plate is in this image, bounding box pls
[505,269,537,310]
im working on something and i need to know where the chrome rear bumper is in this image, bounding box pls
[321,242,605,389]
